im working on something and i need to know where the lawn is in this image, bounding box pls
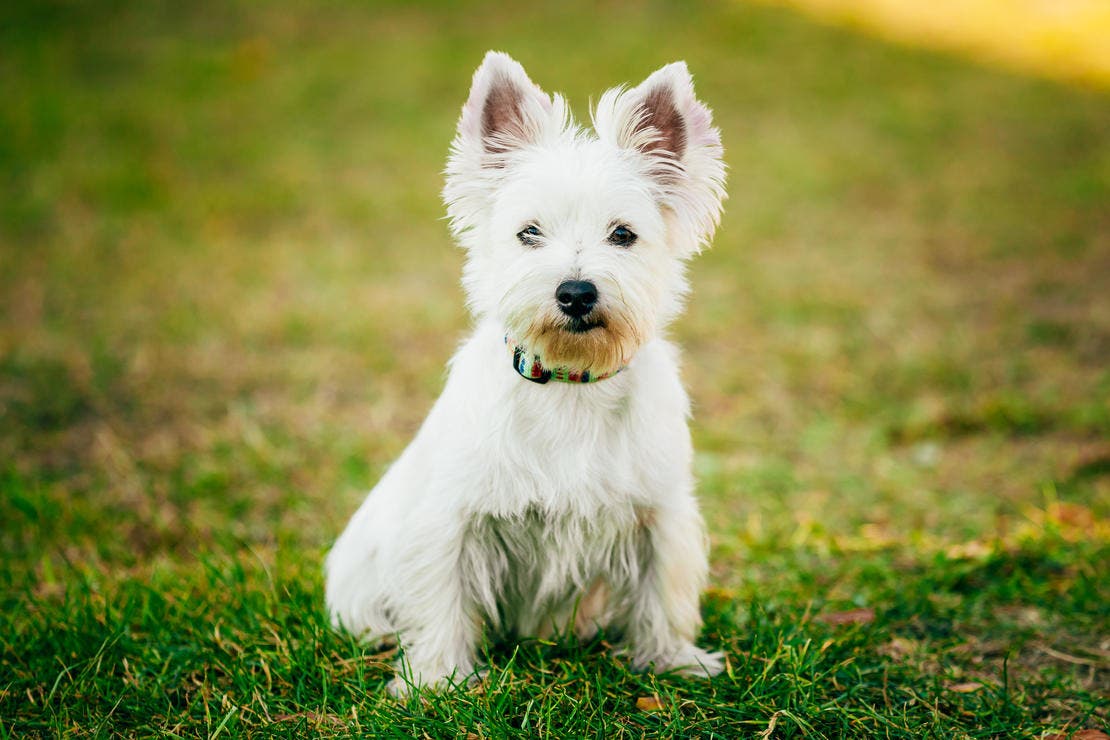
[1,0,1108,737]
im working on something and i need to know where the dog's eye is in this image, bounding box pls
[517,225,542,247]
[607,225,637,247]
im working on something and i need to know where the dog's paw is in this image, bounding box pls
[387,662,476,698]
[387,675,414,698]
[624,644,725,678]
[667,646,725,678]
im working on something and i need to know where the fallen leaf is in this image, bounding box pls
[947,682,983,693]
[1044,730,1110,740]
[878,637,919,659]
[816,608,875,626]
[636,696,664,712]
[1047,502,1095,529]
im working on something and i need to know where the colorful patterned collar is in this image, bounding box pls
[505,336,624,384]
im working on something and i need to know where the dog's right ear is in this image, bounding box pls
[455,51,554,159]
[445,52,562,238]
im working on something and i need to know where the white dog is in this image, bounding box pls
[326,51,727,694]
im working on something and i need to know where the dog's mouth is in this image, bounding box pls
[520,309,633,376]
[565,316,605,334]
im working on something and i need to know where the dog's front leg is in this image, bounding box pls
[389,522,480,696]
[621,498,723,677]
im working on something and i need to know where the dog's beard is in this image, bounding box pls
[518,306,644,376]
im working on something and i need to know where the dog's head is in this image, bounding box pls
[444,52,726,376]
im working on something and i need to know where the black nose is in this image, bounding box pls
[555,280,598,318]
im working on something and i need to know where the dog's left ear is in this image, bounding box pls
[594,62,727,255]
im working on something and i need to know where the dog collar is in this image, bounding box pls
[505,336,624,384]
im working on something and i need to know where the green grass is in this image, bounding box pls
[2,0,1108,736]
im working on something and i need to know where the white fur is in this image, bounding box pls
[326,51,727,695]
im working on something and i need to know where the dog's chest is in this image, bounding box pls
[462,381,647,516]
[461,505,646,633]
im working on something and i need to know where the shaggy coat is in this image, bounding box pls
[326,51,726,694]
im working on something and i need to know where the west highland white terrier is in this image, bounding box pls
[326,51,727,695]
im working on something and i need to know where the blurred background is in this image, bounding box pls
[2,0,1108,581]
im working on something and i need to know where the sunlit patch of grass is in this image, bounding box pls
[2,0,1108,735]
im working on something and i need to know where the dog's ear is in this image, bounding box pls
[456,51,554,158]
[445,52,565,239]
[594,63,726,255]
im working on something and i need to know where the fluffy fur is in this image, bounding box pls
[325,51,727,695]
